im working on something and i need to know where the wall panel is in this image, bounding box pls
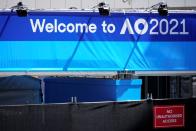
[36,0,50,9]
[132,0,149,8]
[66,0,81,9]
[22,0,36,9]
[51,0,65,9]
[0,0,195,13]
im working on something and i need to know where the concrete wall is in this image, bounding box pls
[0,0,196,9]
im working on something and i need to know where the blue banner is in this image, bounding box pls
[0,11,196,71]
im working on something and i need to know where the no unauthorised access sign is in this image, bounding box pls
[153,105,185,128]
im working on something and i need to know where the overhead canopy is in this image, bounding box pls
[0,10,196,72]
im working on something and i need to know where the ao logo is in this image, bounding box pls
[120,18,148,35]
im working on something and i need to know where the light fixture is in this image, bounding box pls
[147,2,168,16]
[158,3,168,16]
[97,2,110,16]
[11,2,28,17]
